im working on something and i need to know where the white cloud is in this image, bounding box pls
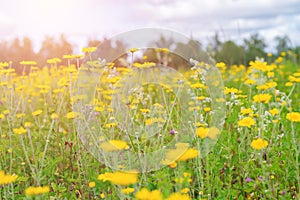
[0,12,15,38]
[0,0,299,50]
[123,0,300,47]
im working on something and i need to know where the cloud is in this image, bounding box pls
[0,12,15,38]
[0,0,299,50]
[119,0,300,47]
[135,0,300,21]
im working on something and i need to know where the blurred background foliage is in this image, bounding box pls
[0,32,299,74]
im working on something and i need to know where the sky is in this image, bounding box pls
[0,0,299,52]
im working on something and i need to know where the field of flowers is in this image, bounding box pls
[0,47,300,200]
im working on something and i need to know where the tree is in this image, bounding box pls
[155,35,174,49]
[37,34,73,66]
[173,39,209,69]
[0,40,10,61]
[209,32,222,55]
[87,38,127,66]
[215,40,245,66]
[294,46,300,63]
[243,33,266,64]
[57,34,73,58]
[87,39,101,48]
[38,36,58,62]
[274,35,291,55]
[10,38,22,60]
[21,37,35,61]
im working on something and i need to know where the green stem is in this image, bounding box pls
[38,119,55,183]
[20,135,36,182]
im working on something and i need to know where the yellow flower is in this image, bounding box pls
[121,187,135,194]
[245,79,256,85]
[216,62,226,70]
[288,76,300,83]
[66,112,80,119]
[224,87,241,94]
[89,181,95,188]
[195,122,206,127]
[168,162,177,168]
[0,114,4,119]
[155,47,169,54]
[238,117,255,128]
[58,77,69,87]
[100,193,105,198]
[175,177,191,184]
[188,106,200,111]
[20,60,37,65]
[47,58,61,64]
[207,126,220,139]
[267,71,275,77]
[191,83,207,89]
[293,72,300,77]
[195,126,220,139]
[163,143,190,164]
[32,109,43,116]
[104,122,118,128]
[204,107,211,112]
[128,48,139,53]
[167,192,191,200]
[136,188,163,200]
[0,170,18,185]
[285,82,294,86]
[3,110,9,115]
[197,96,207,101]
[63,66,77,73]
[82,47,97,53]
[195,127,208,138]
[256,82,277,90]
[94,106,104,112]
[180,188,189,193]
[98,171,138,186]
[176,148,199,161]
[13,126,27,135]
[133,62,156,69]
[16,113,26,118]
[183,172,191,178]
[51,113,59,119]
[269,108,279,116]
[280,52,286,56]
[270,175,275,179]
[253,94,272,103]
[24,122,32,128]
[286,112,300,122]
[249,60,268,72]
[25,186,50,196]
[139,108,151,113]
[63,54,83,59]
[0,61,9,67]
[251,138,268,150]
[100,140,129,152]
[240,108,253,115]
[146,118,166,125]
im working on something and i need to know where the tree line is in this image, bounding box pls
[0,33,299,73]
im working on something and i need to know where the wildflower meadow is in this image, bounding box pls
[0,29,300,200]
